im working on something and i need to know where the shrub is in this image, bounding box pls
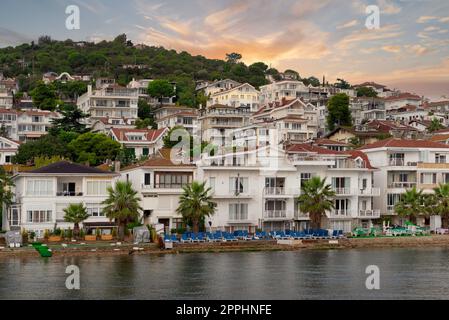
[67,228,73,239]
[29,231,36,241]
[79,229,85,238]
[44,229,50,240]
[111,228,117,239]
[96,228,101,238]
[22,230,28,244]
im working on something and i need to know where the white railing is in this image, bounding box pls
[358,209,381,218]
[358,188,381,196]
[388,182,417,189]
[328,210,351,218]
[332,187,352,195]
[264,187,285,195]
[264,210,287,219]
[228,212,249,221]
[288,155,336,163]
[389,159,405,166]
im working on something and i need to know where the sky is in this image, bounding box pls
[0,0,448,100]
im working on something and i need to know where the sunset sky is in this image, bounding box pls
[1,0,448,99]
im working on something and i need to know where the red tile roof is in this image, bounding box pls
[110,128,167,142]
[315,138,349,146]
[286,143,342,155]
[344,150,376,169]
[383,93,421,101]
[359,138,449,150]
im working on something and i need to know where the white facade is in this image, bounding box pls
[0,136,19,164]
[360,139,449,225]
[4,162,119,238]
[17,110,59,142]
[77,84,139,120]
[110,128,167,158]
[207,83,260,111]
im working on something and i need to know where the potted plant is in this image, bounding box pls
[85,230,97,241]
[48,228,62,242]
[22,229,28,244]
[96,228,101,240]
[44,229,50,242]
[29,231,36,242]
[67,228,73,240]
[101,232,113,241]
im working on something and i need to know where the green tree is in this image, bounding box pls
[356,86,378,97]
[433,183,449,228]
[303,76,321,87]
[0,167,14,229]
[30,81,59,111]
[176,181,216,233]
[326,93,352,131]
[138,99,152,119]
[63,203,89,237]
[135,118,153,129]
[67,132,121,166]
[225,52,242,64]
[298,177,335,230]
[13,134,68,164]
[102,181,142,240]
[147,80,175,107]
[428,118,444,133]
[335,78,351,89]
[394,187,424,224]
[50,104,89,135]
[33,155,64,169]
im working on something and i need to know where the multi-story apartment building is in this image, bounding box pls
[154,106,199,135]
[386,104,428,122]
[17,110,59,142]
[199,104,252,147]
[120,149,196,232]
[127,78,176,105]
[110,128,167,158]
[252,98,319,143]
[196,79,241,97]
[90,117,136,134]
[359,138,449,226]
[0,87,13,109]
[351,97,386,125]
[383,93,422,111]
[4,161,119,238]
[353,82,394,98]
[77,84,139,120]
[196,141,379,233]
[207,83,260,111]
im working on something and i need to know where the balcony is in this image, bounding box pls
[332,187,353,195]
[288,155,336,166]
[228,212,250,222]
[358,188,381,196]
[56,191,83,197]
[264,187,286,196]
[264,210,288,220]
[358,209,381,218]
[328,210,351,218]
[294,211,309,220]
[389,159,417,167]
[388,182,417,189]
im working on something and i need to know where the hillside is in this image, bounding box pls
[0,34,306,107]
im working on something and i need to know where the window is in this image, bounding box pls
[144,173,151,186]
[86,204,105,217]
[209,177,216,192]
[5,155,11,163]
[387,194,402,211]
[142,148,149,156]
[436,154,447,164]
[86,181,111,195]
[229,177,248,194]
[420,173,437,184]
[155,172,193,188]
[300,173,312,188]
[362,178,368,190]
[334,199,349,214]
[229,203,248,220]
[26,179,53,196]
[389,153,404,166]
[27,210,51,223]
[172,218,185,230]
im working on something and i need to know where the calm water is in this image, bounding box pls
[1,248,449,299]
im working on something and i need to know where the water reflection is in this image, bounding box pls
[1,248,449,300]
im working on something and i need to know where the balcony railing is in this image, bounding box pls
[56,191,83,197]
[388,182,417,189]
[358,188,381,196]
[358,209,381,218]
[332,187,352,195]
[264,187,286,196]
[264,210,287,219]
[228,213,249,221]
[328,210,351,218]
[389,159,405,166]
[143,183,191,189]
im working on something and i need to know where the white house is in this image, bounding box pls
[207,83,260,111]
[0,136,20,164]
[4,161,119,238]
[359,138,449,226]
[110,127,167,158]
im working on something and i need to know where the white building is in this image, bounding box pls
[196,142,379,233]
[383,93,422,111]
[197,79,241,97]
[207,83,260,111]
[110,127,167,158]
[359,138,449,226]
[0,136,20,164]
[353,82,394,98]
[351,97,386,125]
[4,161,119,238]
[154,106,199,135]
[17,110,59,142]
[120,149,196,232]
[127,78,176,105]
[77,84,139,120]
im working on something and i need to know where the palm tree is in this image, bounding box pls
[176,181,216,233]
[394,187,424,224]
[0,167,14,229]
[102,181,142,240]
[63,203,89,237]
[298,176,335,229]
[433,183,449,228]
